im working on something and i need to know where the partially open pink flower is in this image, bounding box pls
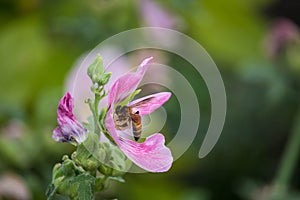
[105,57,173,172]
[53,92,87,145]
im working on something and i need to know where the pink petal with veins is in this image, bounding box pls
[108,57,153,105]
[53,92,87,144]
[128,92,171,116]
[105,108,172,172]
[105,108,121,145]
[119,134,173,172]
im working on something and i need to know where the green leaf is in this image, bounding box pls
[70,174,96,200]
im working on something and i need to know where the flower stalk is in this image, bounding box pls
[268,104,300,199]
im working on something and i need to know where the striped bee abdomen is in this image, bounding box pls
[130,110,142,141]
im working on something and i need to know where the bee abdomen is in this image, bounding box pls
[132,123,142,141]
[130,110,142,141]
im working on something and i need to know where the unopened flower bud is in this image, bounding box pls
[72,133,103,171]
[87,54,107,84]
[52,156,84,197]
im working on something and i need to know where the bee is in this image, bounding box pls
[113,97,154,141]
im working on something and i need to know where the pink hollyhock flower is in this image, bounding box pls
[65,46,172,122]
[138,0,183,49]
[53,92,87,145]
[105,57,173,172]
[139,0,176,29]
[266,18,299,58]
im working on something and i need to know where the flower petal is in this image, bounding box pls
[105,108,173,172]
[53,93,87,144]
[128,92,171,116]
[105,107,121,145]
[108,57,153,105]
[140,0,176,29]
[58,92,74,120]
[52,127,69,143]
[119,134,173,172]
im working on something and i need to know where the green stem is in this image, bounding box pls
[94,93,101,135]
[268,104,300,199]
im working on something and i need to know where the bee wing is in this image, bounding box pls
[128,92,171,116]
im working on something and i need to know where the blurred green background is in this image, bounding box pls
[0,0,300,199]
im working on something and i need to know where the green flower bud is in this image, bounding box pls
[73,133,103,171]
[55,177,78,198]
[87,54,105,84]
[51,156,85,197]
[53,156,78,180]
